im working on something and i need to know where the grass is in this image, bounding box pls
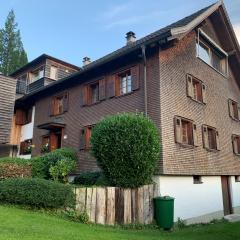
[0,205,239,240]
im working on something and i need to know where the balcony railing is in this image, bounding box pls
[16,78,55,94]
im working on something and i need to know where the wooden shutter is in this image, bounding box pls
[99,78,106,100]
[15,109,26,125]
[80,86,89,106]
[202,83,207,104]
[79,128,86,150]
[228,99,234,119]
[186,75,193,98]
[216,130,220,150]
[193,123,198,146]
[202,125,209,149]
[27,108,33,123]
[232,135,238,154]
[85,127,92,149]
[131,65,140,91]
[174,117,182,144]
[49,98,55,116]
[63,92,69,112]
[108,75,116,98]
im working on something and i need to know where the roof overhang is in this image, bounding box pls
[37,122,65,130]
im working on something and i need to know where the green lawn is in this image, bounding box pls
[0,205,239,240]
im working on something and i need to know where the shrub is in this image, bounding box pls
[31,148,77,180]
[0,157,31,180]
[62,209,89,223]
[49,158,76,183]
[0,178,75,208]
[90,113,160,188]
[73,171,110,186]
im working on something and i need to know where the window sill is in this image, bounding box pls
[193,181,203,184]
[176,143,197,149]
[187,96,206,105]
[197,56,228,79]
[204,148,220,153]
[50,112,65,117]
[230,117,240,122]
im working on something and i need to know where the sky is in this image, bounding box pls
[0,0,239,67]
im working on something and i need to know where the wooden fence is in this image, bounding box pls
[74,184,160,225]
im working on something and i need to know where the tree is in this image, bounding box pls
[0,10,28,75]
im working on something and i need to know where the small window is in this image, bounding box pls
[202,125,220,151]
[196,30,228,76]
[20,139,32,155]
[80,126,93,150]
[41,135,50,153]
[228,99,239,121]
[235,176,240,182]
[193,175,203,184]
[187,75,206,103]
[118,71,132,95]
[51,92,68,116]
[30,66,44,82]
[89,82,99,104]
[232,135,240,155]
[174,116,198,146]
[50,66,58,80]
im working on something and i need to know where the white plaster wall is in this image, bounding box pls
[230,176,240,208]
[154,176,224,221]
[20,106,35,142]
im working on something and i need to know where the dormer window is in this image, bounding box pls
[196,29,228,76]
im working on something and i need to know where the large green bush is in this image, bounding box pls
[0,178,75,208]
[31,148,77,181]
[90,113,161,188]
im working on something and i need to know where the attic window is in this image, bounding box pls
[196,29,228,76]
[193,176,203,184]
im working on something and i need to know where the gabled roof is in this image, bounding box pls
[16,1,240,104]
[10,54,81,77]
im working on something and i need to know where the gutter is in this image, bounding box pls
[141,45,148,116]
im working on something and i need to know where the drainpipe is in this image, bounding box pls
[141,45,148,116]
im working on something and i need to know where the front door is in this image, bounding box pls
[221,176,233,215]
[50,131,62,152]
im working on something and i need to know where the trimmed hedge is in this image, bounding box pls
[0,178,75,208]
[90,113,161,188]
[31,148,77,180]
[0,157,31,180]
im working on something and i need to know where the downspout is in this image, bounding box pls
[141,45,148,116]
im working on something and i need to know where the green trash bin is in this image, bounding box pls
[154,196,174,230]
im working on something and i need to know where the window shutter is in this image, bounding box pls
[228,99,234,119]
[80,86,89,106]
[216,131,220,151]
[202,125,209,149]
[49,98,55,116]
[63,92,69,112]
[79,128,86,150]
[108,75,116,98]
[85,127,92,149]
[20,141,26,155]
[186,75,193,98]
[232,135,238,154]
[193,124,199,146]
[202,83,207,104]
[15,109,26,125]
[99,78,106,100]
[27,108,33,123]
[131,65,140,91]
[174,117,182,143]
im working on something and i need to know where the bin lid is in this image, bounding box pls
[154,196,174,201]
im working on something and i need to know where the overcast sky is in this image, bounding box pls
[0,0,239,66]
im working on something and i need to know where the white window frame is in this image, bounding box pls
[196,29,228,77]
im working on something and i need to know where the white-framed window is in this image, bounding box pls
[30,67,44,82]
[119,71,132,95]
[196,29,228,76]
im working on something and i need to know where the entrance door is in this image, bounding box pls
[50,131,62,152]
[221,176,233,215]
